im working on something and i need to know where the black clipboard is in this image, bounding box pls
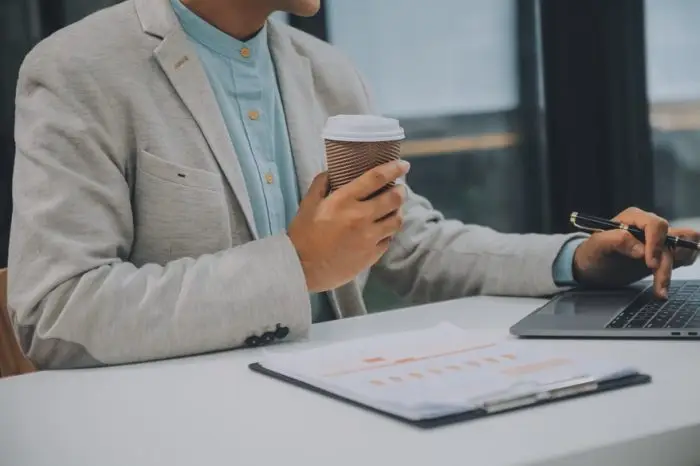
[249,362,651,429]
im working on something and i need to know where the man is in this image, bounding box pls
[8,0,699,369]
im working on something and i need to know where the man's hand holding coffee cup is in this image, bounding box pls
[288,160,411,293]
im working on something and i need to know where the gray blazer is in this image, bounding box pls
[8,0,580,369]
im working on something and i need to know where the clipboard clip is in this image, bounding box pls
[482,375,599,414]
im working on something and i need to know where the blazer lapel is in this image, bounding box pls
[268,22,326,197]
[137,0,259,238]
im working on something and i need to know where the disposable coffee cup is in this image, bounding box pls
[323,114,405,192]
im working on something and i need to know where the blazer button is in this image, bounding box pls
[261,332,275,345]
[245,335,261,347]
[274,324,290,340]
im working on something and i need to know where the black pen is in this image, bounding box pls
[569,212,700,251]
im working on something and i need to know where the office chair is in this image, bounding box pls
[0,269,35,378]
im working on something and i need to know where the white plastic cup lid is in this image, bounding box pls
[322,114,405,142]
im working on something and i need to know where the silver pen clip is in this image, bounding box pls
[570,211,629,234]
[570,211,600,233]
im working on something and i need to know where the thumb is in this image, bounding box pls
[595,229,645,260]
[303,172,330,205]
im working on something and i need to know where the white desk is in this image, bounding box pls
[2,293,700,466]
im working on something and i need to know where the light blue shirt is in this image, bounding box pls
[553,238,585,286]
[171,0,335,322]
[171,0,580,313]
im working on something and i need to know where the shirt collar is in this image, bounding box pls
[170,0,269,61]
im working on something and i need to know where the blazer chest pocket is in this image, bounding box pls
[138,149,223,191]
[132,150,231,264]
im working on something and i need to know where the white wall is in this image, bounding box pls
[326,0,518,118]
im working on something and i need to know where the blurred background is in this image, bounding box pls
[1,0,699,311]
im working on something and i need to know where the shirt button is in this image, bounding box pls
[240,47,251,58]
[265,173,274,184]
[248,110,260,121]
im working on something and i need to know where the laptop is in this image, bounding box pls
[510,280,700,339]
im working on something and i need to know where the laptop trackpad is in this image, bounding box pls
[515,284,653,332]
[539,290,643,317]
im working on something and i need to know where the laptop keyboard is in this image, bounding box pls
[606,282,700,329]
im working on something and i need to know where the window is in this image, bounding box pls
[325,0,548,310]
[646,0,700,229]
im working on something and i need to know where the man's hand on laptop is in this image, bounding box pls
[572,207,700,298]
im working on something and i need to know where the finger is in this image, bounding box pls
[373,210,404,242]
[369,185,406,221]
[670,227,700,242]
[341,160,411,201]
[614,208,668,270]
[644,218,669,270]
[594,229,645,259]
[669,228,700,266]
[614,208,666,269]
[652,249,673,299]
[375,237,393,257]
[673,248,698,267]
[304,172,330,204]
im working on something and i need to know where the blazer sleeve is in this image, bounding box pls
[348,69,587,303]
[375,190,587,303]
[8,44,311,369]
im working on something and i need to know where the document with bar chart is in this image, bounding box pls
[250,323,651,427]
